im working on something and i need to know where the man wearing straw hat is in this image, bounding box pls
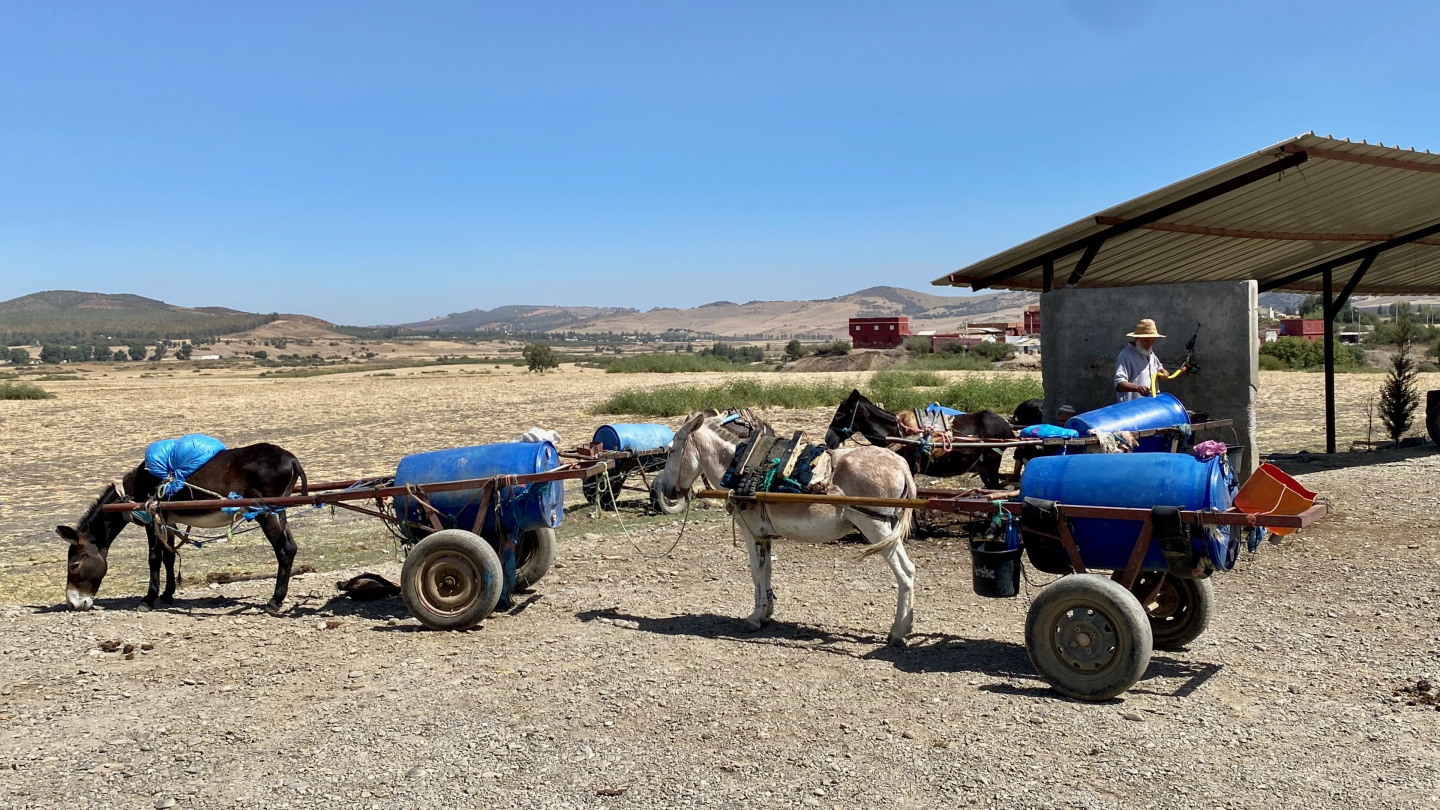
[1114,318,1168,402]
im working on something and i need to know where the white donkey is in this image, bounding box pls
[654,410,918,646]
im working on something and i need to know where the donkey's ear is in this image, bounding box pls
[56,525,81,543]
[683,411,708,432]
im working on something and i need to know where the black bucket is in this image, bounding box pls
[970,539,1023,598]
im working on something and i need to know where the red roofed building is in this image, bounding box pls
[848,316,910,349]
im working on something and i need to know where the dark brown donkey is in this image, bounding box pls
[57,443,307,613]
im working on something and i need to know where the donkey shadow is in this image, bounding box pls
[575,607,1223,701]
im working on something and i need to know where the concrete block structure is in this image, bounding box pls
[848,317,910,349]
[1039,280,1259,478]
[1279,318,1324,341]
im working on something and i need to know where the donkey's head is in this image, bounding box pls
[57,482,130,610]
[655,411,712,502]
[57,524,107,611]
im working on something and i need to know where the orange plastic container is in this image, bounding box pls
[1232,462,1318,536]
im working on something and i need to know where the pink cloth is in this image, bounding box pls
[1192,440,1228,460]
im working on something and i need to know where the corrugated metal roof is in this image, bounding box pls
[934,134,1440,295]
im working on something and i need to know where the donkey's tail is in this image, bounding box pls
[859,466,916,558]
[294,460,309,497]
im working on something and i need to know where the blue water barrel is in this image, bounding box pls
[393,442,563,538]
[1019,453,1234,571]
[593,423,675,452]
[1065,393,1189,452]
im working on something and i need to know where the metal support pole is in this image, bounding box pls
[1323,268,1336,453]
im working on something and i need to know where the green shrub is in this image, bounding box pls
[0,381,54,400]
[699,342,765,363]
[1258,354,1289,371]
[970,341,1017,361]
[1259,337,1361,370]
[605,353,762,373]
[905,353,992,371]
[593,372,1043,417]
[902,335,932,355]
[812,341,851,357]
[593,378,851,417]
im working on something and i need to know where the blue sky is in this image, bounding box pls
[2,2,1437,325]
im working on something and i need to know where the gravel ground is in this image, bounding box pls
[3,448,1439,810]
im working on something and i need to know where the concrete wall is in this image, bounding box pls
[1039,280,1259,478]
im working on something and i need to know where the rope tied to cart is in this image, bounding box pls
[595,467,690,559]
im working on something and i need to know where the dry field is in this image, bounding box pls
[1,367,1438,809]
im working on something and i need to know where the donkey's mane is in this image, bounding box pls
[700,409,767,445]
[78,482,121,534]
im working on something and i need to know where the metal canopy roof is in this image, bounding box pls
[934,134,1440,296]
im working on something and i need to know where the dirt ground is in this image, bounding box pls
[2,369,1439,809]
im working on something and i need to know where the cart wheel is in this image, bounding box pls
[515,527,556,591]
[650,481,689,515]
[401,529,503,631]
[1025,574,1153,701]
[1131,573,1213,650]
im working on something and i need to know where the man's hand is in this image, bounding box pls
[1116,381,1152,396]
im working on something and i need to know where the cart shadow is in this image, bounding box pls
[576,608,1224,700]
[576,607,1036,679]
[1265,444,1436,476]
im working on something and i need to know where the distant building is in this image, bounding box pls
[848,316,910,349]
[197,354,221,361]
[1279,318,1325,342]
[1024,305,1041,335]
[968,321,1023,337]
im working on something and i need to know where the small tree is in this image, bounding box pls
[150,344,167,362]
[128,344,147,361]
[523,343,558,373]
[8,347,30,365]
[902,335,932,355]
[176,342,193,360]
[1379,303,1421,444]
[40,344,64,364]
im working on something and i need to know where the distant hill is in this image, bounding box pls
[403,304,638,333]
[0,291,279,344]
[401,286,1038,339]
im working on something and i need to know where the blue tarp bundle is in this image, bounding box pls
[925,403,965,418]
[1019,424,1081,439]
[144,434,227,497]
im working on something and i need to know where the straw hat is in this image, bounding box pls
[1126,318,1165,339]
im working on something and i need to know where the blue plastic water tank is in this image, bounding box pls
[1019,453,1234,570]
[393,442,562,538]
[593,423,675,452]
[1065,393,1190,452]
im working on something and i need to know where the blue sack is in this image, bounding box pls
[1019,424,1080,439]
[144,434,227,497]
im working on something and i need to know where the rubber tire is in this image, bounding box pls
[1025,574,1154,701]
[514,527,556,590]
[401,529,503,631]
[1133,573,1214,650]
[650,482,690,515]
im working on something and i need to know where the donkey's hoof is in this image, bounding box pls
[264,601,284,616]
[887,634,909,648]
[136,603,152,613]
[741,616,766,632]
